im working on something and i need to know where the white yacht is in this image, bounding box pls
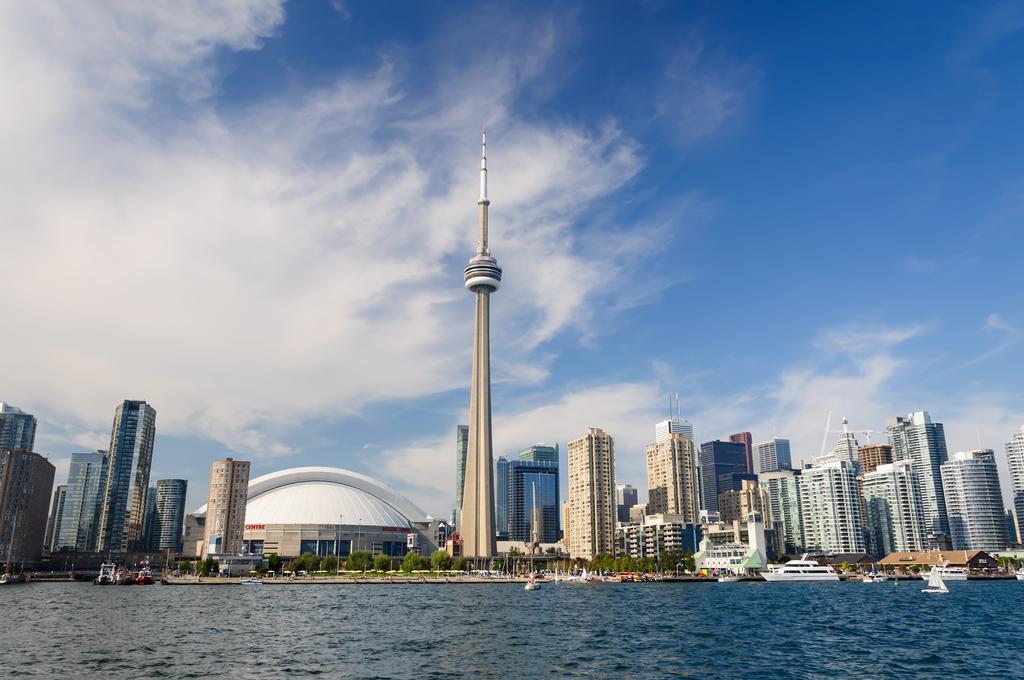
[919,565,967,581]
[1016,568,1024,581]
[922,569,949,594]
[761,555,839,582]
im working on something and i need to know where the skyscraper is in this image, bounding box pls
[454,424,468,531]
[56,450,108,552]
[862,460,926,556]
[753,438,792,474]
[887,411,950,546]
[655,394,694,443]
[141,486,157,550]
[0,450,56,564]
[97,400,157,553]
[799,458,864,554]
[699,440,748,513]
[519,444,559,463]
[1006,427,1024,545]
[0,403,36,452]
[615,483,638,524]
[830,418,860,465]
[760,469,803,554]
[495,456,510,539]
[507,459,560,543]
[729,432,754,475]
[567,428,616,560]
[203,458,250,557]
[153,479,188,553]
[43,485,68,552]
[940,449,1009,552]
[460,131,502,559]
[646,433,701,523]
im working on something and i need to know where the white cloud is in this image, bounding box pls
[656,37,758,146]
[0,4,650,459]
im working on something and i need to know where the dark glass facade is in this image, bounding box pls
[700,440,748,514]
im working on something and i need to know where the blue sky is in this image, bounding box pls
[2,1,1022,515]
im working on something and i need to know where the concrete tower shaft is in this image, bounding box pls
[460,130,500,558]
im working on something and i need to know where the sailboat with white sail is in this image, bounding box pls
[921,568,949,594]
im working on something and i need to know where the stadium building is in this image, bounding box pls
[191,467,440,559]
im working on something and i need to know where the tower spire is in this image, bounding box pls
[477,128,490,255]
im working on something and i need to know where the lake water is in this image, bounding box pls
[1,580,1022,677]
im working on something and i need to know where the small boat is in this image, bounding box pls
[135,568,155,585]
[240,577,263,585]
[717,573,740,582]
[524,577,541,591]
[0,572,26,585]
[94,562,116,585]
[863,571,888,583]
[922,568,948,594]
[761,555,839,582]
[1015,568,1024,581]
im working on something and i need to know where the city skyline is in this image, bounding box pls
[1,3,1023,518]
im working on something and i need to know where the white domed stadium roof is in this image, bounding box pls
[194,466,428,528]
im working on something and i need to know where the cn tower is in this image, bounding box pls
[460,130,501,558]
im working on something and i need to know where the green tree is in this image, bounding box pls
[197,555,219,576]
[402,551,424,573]
[322,555,339,572]
[374,554,391,572]
[348,551,373,572]
[452,557,467,572]
[431,549,453,571]
[267,553,282,574]
[178,559,193,573]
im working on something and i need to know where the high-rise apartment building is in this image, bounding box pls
[0,403,37,453]
[831,418,860,465]
[507,459,559,543]
[615,483,638,524]
[940,449,1009,552]
[646,433,701,523]
[152,479,188,553]
[56,450,108,551]
[718,478,769,525]
[799,458,864,554]
[203,458,250,557]
[857,445,893,475]
[43,485,68,552]
[753,438,792,474]
[699,440,748,514]
[887,411,949,546]
[97,400,157,553]
[760,469,803,554]
[729,432,754,474]
[0,450,56,564]
[862,460,926,556]
[495,456,510,539]
[567,428,616,560]
[454,424,468,532]
[1006,427,1024,546]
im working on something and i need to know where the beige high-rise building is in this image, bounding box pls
[203,457,250,557]
[561,501,571,548]
[646,433,701,523]
[567,428,616,560]
[718,478,770,525]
